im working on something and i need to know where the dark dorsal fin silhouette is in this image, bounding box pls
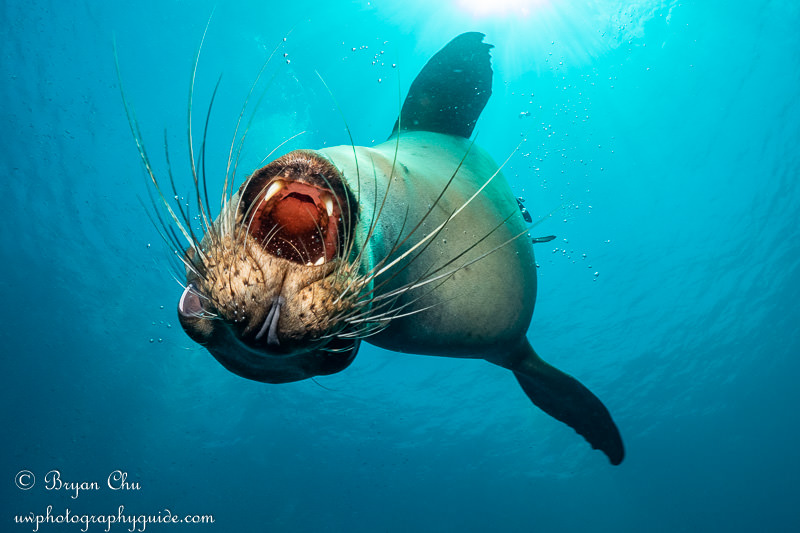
[390,32,493,139]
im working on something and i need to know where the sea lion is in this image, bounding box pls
[132,32,624,465]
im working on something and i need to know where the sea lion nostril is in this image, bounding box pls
[178,283,205,318]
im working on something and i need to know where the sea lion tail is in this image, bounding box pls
[390,32,493,139]
[506,340,625,465]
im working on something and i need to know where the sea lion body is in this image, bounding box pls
[319,132,536,358]
[136,32,625,464]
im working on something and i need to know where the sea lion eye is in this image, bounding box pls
[178,283,205,318]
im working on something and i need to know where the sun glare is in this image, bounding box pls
[455,0,550,18]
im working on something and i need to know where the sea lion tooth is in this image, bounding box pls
[264,180,285,203]
[322,194,334,217]
[313,256,325,266]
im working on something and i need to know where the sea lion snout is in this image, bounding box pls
[178,235,344,355]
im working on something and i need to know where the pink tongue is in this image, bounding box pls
[271,195,319,235]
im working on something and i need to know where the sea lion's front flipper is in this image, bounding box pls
[390,32,493,139]
[503,340,625,465]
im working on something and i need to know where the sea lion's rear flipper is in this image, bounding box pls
[504,340,625,465]
[390,32,493,139]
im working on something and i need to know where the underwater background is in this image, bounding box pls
[2,0,799,531]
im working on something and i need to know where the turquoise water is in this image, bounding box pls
[2,0,799,531]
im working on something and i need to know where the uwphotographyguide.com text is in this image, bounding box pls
[14,505,214,532]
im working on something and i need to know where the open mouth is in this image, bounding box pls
[247,179,342,266]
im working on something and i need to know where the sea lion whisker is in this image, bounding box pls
[139,202,202,285]
[369,138,524,283]
[347,74,409,277]
[154,244,188,285]
[307,170,364,301]
[346,136,401,279]
[172,251,209,287]
[332,290,392,324]
[359,201,457,302]
[227,71,282,202]
[315,71,361,206]
[317,344,351,355]
[353,142,476,294]
[258,131,307,167]
[338,256,455,327]
[314,76,368,288]
[314,168,357,269]
[255,296,284,343]
[139,188,185,257]
[278,235,309,264]
[328,267,364,308]
[313,210,330,265]
[237,178,275,252]
[352,72,406,271]
[198,74,223,234]
[383,215,543,302]
[339,291,415,325]
[355,205,538,319]
[115,61,199,258]
[333,320,390,340]
[356,135,478,291]
[336,242,443,320]
[238,181,291,256]
[346,300,440,325]
[377,136,479,280]
[330,201,412,309]
[162,132,208,260]
[256,222,283,252]
[369,211,519,304]
[223,33,291,207]
[185,14,216,241]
